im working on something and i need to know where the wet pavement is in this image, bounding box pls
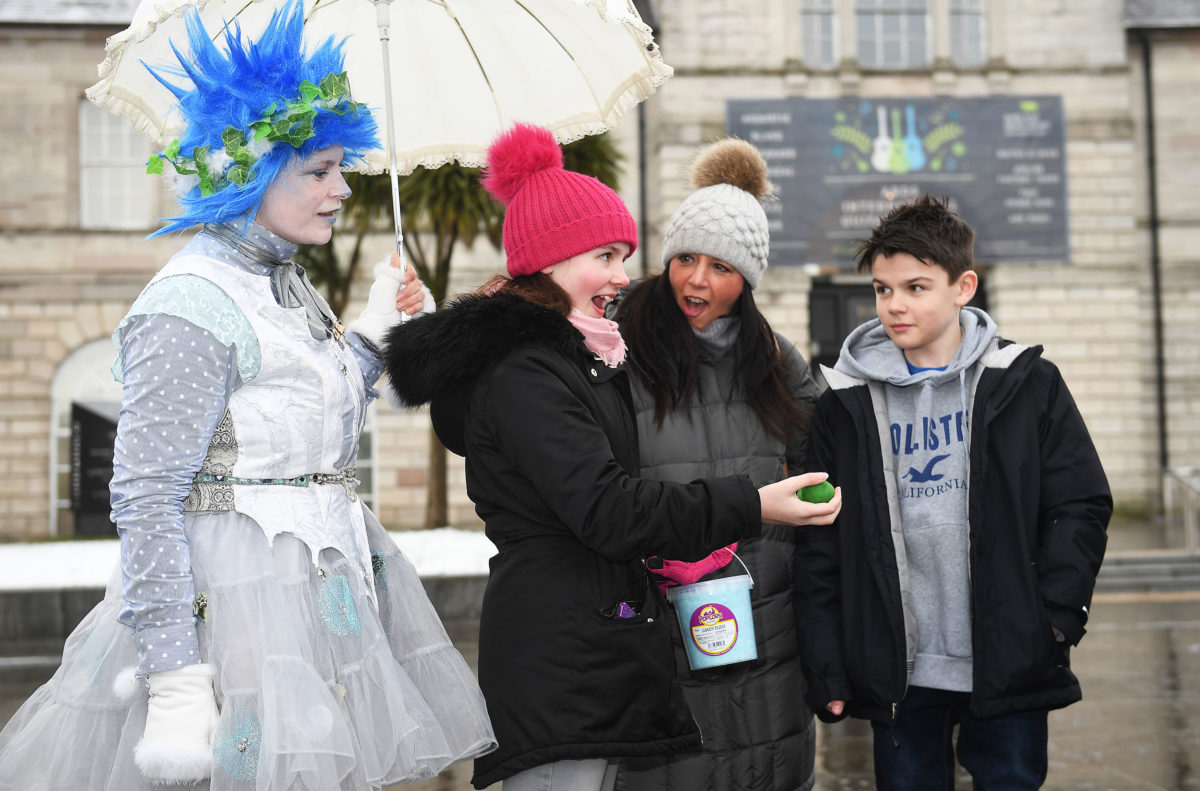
[401,592,1200,790]
[813,592,1200,790]
[3,590,1197,790]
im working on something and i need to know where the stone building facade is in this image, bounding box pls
[0,0,1196,539]
[645,0,1199,517]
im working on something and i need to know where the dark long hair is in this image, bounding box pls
[615,265,808,442]
[479,272,572,315]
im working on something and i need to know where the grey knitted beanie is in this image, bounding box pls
[661,139,771,289]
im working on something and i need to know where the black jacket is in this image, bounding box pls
[383,294,762,788]
[793,340,1111,726]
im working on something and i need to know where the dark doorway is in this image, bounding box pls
[71,401,121,537]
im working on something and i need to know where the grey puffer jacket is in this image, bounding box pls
[615,332,821,791]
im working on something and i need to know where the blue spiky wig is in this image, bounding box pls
[145,0,378,236]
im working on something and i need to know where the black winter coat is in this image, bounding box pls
[793,340,1111,726]
[383,294,763,788]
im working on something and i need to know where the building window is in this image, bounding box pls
[78,99,154,230]
[801,0,838,68]
[856,0,931,69]
[50,338,123,537]
[357,406,380,511]
[950,0,986,66]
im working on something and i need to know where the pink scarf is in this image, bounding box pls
[567,309,627,367]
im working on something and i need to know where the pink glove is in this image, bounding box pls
[647,543,738,595]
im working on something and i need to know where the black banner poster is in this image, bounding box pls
[725,95,1069,267]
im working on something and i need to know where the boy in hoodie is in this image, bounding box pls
[793,195,1111,790]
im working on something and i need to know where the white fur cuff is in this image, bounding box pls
[112,665,141,701]
[134,739,212,785]
[347,312,395,349]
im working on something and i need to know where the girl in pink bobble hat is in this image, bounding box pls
[482,122,639,279]
[381,123,841,791]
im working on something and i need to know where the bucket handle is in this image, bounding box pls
[728,549,754,587]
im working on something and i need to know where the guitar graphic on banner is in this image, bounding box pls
[889,107,910,173]
[871,104,892,172]
[903,104,926,171]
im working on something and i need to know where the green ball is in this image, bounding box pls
[797,481,835,503]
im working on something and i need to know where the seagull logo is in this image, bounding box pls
[903,454,951,483]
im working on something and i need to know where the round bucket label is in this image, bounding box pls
[688,602,739,656]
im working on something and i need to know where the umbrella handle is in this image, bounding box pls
[373,0,408,292]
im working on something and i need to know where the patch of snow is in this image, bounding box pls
[0,527,495,591]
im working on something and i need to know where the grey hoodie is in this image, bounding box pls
[834,306,997,692]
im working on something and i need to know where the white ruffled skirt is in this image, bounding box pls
[0,512,495,790]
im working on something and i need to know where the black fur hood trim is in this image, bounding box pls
[382,292,583,407]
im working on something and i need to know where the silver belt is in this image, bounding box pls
[193,466,360,501]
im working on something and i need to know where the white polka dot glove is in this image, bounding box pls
[348,259,435,348]
[134,663,220,784]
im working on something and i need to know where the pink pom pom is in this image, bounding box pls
[481,123,563,205]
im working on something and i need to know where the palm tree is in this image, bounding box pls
[300,132,624,528]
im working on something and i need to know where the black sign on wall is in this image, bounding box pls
[725,95,1069,267]
[71,401,121,537]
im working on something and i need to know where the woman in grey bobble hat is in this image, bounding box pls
[613,139,824,791]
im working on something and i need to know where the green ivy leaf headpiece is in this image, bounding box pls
[148,71,369,197]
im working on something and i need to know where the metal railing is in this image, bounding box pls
[1164,467,1200,555]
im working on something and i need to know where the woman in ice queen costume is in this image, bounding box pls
[0,3,495,789]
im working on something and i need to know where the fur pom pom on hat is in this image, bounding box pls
[482,123,637,277]
[661,138,771,289]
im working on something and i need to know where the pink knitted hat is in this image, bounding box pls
[482,123,638,277]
